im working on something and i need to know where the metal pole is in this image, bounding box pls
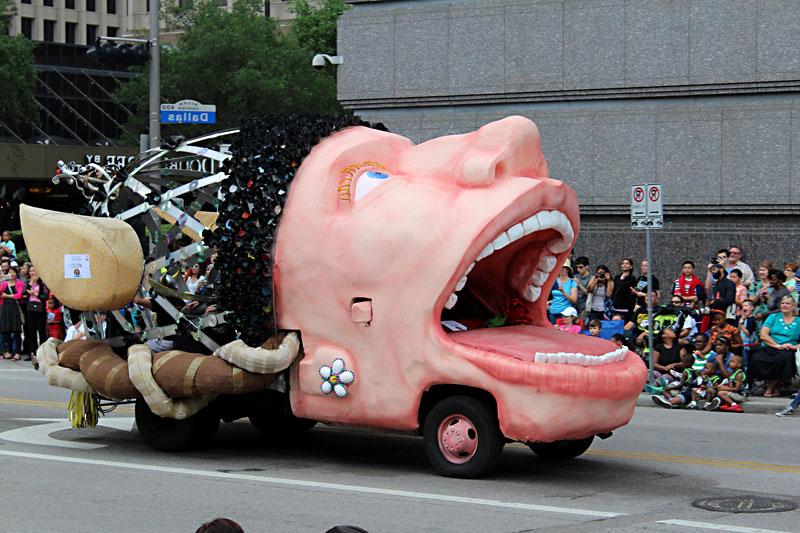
[646,225,654,383]
[148,0,160,149]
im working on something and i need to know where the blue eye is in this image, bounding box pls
[354,169,392,201]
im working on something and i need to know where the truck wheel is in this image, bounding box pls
[248,392,316,437]
[423,395,503,478]
[135,399,220,452]
[528,436,594,459]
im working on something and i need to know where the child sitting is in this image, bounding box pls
[690,333,709,373]
[715,354,747,412]
[686,361,720,410]
[651,353,697,409]
[584,319,601,337]
[705,336,734,379]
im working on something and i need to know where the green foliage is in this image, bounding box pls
[289,0,349,55]
[115,0,346,144]
[0,0,38,130]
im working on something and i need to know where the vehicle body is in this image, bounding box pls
[25,116,647,477]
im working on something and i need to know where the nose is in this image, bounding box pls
[456,116,549,187]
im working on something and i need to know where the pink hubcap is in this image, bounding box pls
[437,414,478,464]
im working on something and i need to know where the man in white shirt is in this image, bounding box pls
[726,245,754,288]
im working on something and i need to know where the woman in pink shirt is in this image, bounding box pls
[0,267,25,360]
[556,307,582,334]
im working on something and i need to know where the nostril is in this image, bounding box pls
[494,161,505,178]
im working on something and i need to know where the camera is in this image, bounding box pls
[711,256,721,264]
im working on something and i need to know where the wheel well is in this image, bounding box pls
[418,385,498,430]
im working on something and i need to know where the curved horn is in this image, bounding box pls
[213,332,301,374]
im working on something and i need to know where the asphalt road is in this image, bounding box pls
[1,361,799,533]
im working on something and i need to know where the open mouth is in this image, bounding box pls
[440,205,628,367]
[442,208,574,319]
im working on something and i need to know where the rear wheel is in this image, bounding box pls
[528,436,594,459]
[423,395,503,478]
[135,399,220,452]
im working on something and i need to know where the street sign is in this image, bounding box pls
[160,99,216,125]
[631,183,663,229]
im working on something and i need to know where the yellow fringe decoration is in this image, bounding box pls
[68,391,99,428]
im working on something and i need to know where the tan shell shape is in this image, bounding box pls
[19,204,144,311]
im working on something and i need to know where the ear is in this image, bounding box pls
[287,126,413,215]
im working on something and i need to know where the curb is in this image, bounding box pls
[637,392,793,415]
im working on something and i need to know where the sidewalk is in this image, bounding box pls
[637,392,793,415]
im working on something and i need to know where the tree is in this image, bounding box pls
[115,0,345,144]
[289,0,349,55]
[0,0,38,132]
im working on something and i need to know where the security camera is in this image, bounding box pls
[312,53,344,69]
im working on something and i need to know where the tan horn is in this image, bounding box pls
[19,204,144,311]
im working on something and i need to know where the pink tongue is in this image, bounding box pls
[448,325,618,362]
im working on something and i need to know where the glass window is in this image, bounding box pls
[87,0,96,11]
[21,18,33,39]
[215,0,227,6]
[86,24,98,45]
[43,20,56,42]
[107,26,118,37]
[20,0,31,4]
[43,0,54,6]
[65,23,77,44]
[107,0,116,14]
[66,0,75,8]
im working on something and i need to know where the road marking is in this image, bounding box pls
[0,417,135,449]
[0,449,623,518]
[587,449,800,475]
[658,519,791,533]
[0,396,134,413]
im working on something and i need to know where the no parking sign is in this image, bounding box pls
[631,184,663,229]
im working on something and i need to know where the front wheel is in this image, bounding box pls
[528,436,594,459]
[135,399,220,452]
[423,395,503,478]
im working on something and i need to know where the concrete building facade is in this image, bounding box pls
[337,0,800,278]
[8,0,300,44]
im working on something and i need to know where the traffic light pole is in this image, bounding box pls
[148,0,160,150]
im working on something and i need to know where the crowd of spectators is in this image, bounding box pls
[547,245,800,414]
[5,223,800,416]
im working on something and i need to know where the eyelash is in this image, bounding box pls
[337,161,388,204]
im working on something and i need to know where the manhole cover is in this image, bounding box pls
[693,496,796,513]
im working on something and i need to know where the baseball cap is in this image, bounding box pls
[561,306,578,317]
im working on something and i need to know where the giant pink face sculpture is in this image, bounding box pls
[276,116,646,443]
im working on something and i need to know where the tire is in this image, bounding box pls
[528,436,594,460]
[135,399,220,452]
[423,395,503,478]
[248,391,316,437]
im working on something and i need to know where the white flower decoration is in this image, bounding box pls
[319,358,355,398]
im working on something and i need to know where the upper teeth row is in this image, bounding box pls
[533,347,628,366]
[444,210,575,309]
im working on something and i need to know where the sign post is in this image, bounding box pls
[631,184,663,384]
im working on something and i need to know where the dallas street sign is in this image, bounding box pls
[160,100,217,125]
